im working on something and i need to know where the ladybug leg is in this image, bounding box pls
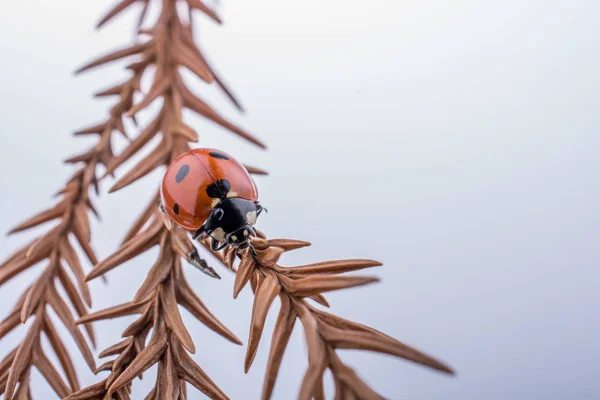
[211,237,228,252]
[236,245,257,258]
[192,225,206,240]
[187,247,221,279]
[248,243,257,257]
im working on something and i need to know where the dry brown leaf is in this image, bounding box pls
[280,274,380,297]
[104,110,163,177]
[133,234,172,302]
[73,225,99,266]
[137,0,150,30]
[127,77,171,117]
[122,307,154,338]
[95,82,126,97]
[109,137,172,193]
[99,338,133,359]
[233,253,256,298]
[308,294,330,308]
[283,259,383,275]
[11,363,32,399]
[245,271,281,373]
[107,328,168,394]
[4,306,43,399]
[47,286,96,372]
[186,0,222,24]
[97,0,137,28]
[260,293,296,400]
[0,250,49,286]
[20,256,55,322]
[65,380,108,400]
[161,276,195,353]
[0,312,21,341]
[254,245,285,267]
[320,324,454,374]
[180,85,266,149]
[171,340,229,400]
[73,122,106,136]
[76,41,154,74]
[33,349,71,398]
[176,266,242,344]
[243,164,269,176]
[43,315,80,392]
[157,347,181,399]
[86,220,162,281]
[296,301,328,400]
[7,203,66,234]
[77,301,145,325]
[121,192,161,244]
[57,265,96,345]
[173,41,214,83]
[58,239,93,307]
[328,348,385,400]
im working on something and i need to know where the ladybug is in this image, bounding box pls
[160,148,265,253]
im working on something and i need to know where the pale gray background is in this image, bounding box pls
[1,0,599,399]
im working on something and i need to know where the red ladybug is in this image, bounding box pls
[160,148,265,252]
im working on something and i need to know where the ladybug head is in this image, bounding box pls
[200,198,261,249]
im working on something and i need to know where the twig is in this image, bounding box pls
[0,61,138,397]
[66,0,261,398]
[7,0,457,398]
[231,236,455,400]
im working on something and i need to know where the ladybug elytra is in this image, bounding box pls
[160,148,265,253]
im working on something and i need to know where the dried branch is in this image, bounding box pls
[1,0,455,398]
[66,0,262,398]
[231,237,455,400]
[0,50,140,396]
[68,217,241,400]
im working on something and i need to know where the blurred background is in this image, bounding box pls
[1,0,599,399]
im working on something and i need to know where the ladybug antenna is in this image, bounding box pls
[256,202,267,216]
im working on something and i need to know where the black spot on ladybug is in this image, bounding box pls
[175,164,190,183]
[173,204,180,215]
[206,179,231,199]
[209,151,229,160]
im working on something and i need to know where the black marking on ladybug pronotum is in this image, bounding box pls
[173,203,180,215]
[175,164,190,183]
[206,179,231,199]
[209,151,229,160]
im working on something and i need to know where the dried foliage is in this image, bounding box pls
[229,236,454,400]
[1,0,454,398]
[65,0,264,398]
[67,208,243,400]
[0,45,130,397]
